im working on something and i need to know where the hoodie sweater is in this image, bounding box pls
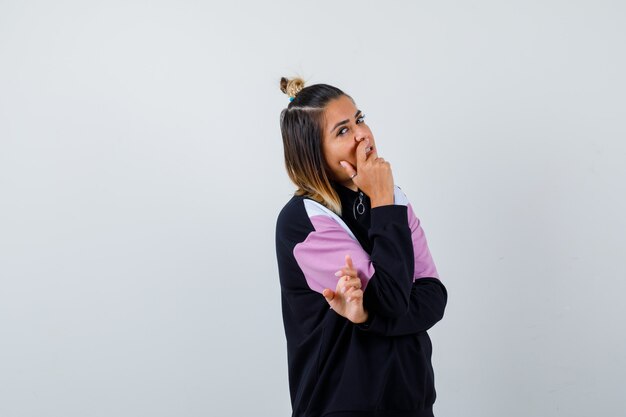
[275,182,447,417]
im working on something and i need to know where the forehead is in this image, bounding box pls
[323,95,357,125]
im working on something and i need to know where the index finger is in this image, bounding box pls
[345,254,354,270]
[356,138,371,165]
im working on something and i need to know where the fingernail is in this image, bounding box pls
[339,161,347,168]
[335,271,341,277]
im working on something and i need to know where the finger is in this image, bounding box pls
[343,285,360,298]
[341,275,360,293]
[343,277,361,290]
[347,288,364,303]
[345,286,356,302]
[356,138,372,165]
[335,268,358,279]
[349,288,363,297]
[360,135,378,160]
[324,288,341,311]
[350,289,363,301]
[345,254,354,270]
[339,160,357,178]
[335,276,348,291]
[366,139,378,160]
[336,277,345,293]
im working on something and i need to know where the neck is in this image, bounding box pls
[338,179,358,192]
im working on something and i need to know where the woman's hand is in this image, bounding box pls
[339,137,394,207]
[322,254,369,324]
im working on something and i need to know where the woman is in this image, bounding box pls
[275,76,448,417]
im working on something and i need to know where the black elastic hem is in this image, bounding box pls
[321,407,434,417]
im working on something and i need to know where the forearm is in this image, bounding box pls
[357,278,447,336]
[364,205,415,318]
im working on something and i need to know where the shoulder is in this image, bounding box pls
[276,195,308,227]
[276,194,343,228]
[276,195,358,246]
[275,195,315,247]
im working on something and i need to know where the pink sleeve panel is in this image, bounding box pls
[293,214,375,295]
[406,201,440,279]
[293,188,440,295]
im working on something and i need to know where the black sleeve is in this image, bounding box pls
[356,278,447,336]
[361,205,415,318]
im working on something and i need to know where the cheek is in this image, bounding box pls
[321,143,334,164]
[324,138,358,165]
[325,142,343,161]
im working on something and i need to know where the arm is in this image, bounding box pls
[356,278,447,336]
[360,204,415,317]
[293,186,440,320]
[352,186,442,321]
[357,188,446,335]
[293,198,413,318]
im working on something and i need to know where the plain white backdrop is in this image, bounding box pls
[1,1,625,416]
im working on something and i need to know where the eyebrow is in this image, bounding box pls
[330,110,362,133]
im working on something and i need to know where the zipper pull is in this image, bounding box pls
[356,191,365,215]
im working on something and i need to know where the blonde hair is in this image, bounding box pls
[279,76,349,216]
[280,77,305,100]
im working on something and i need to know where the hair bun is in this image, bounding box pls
[280,76,305,100]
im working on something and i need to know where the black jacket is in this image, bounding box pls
[275,182,447,417]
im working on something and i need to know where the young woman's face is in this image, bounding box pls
[321,95,375,186]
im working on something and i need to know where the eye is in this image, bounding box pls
[337,127,348,136]
[356,114,366,124]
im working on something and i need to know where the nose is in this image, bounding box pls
[354,126,367,143]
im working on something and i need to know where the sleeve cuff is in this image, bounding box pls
[369,204,408,229]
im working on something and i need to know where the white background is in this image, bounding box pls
[1,1,625,416]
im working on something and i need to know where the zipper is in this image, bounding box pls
[352,191,365,219]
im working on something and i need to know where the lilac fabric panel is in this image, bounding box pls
[406,202,440,280]
[293,215,376,294]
